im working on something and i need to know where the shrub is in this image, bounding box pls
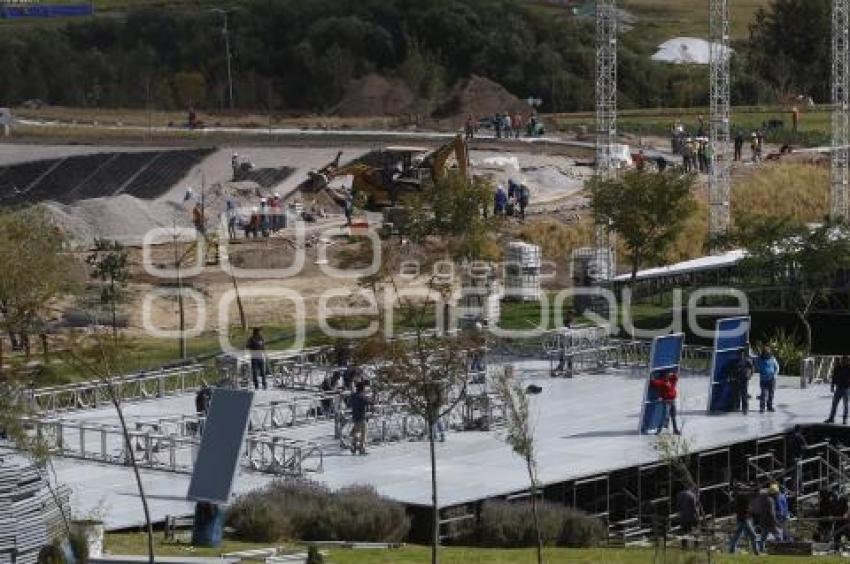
[226,499,291,542]
[466,501,605,549]
[558,507,607,548]
[227,480,409,543]
[473,500,564,547]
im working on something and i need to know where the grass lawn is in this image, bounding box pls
[105,533,841,563]
[623,0,771,41]
[550,105,831,147]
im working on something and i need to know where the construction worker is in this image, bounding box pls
[349,381,370,455]
[513,112,523,139]
[494,185,507,216]
[192,202,205,235]
[752,488,781,552]
[792,106,800,133]
[518,184,530,220]
[728,348,754,414]
[465,115,475,141]
[344,195,353,226]
[757,346,780,413]
[771,483,790,541]
[231,152,239,179]
[246,327,267,390]
[734,131,744,161]
[826,357,850,424]
[225,199,237,240]
[729,489,760,555]
[677,487,702,548]
[649,370,680,435]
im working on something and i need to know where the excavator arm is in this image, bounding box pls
[424,134,469,183]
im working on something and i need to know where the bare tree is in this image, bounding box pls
[654,434,714,564]
[495,368,543,564]
[65,333,155,564]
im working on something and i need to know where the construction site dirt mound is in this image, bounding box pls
[432,75,528,128]
[335,74,415,117]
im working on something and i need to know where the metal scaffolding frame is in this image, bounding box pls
[709,0,731,243]
[30,365,207,414]
[833,0,850,220]
[594,0,617,284]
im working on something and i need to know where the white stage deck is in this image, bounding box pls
[36,362,834,530]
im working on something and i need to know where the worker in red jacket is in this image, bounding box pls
[650,370,680,435]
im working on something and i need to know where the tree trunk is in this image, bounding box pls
[527,456,543,564]
[111,392,155,564]
[40,334,48,364]
[111,279,118,340]
[178,271,187,359]
[231,273,247,331]
[797,310,813,355]
[429,420,439,564]
[630,251,641,283]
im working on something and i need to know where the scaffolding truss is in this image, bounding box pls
[833,0,850,220]
[594,0,617,285]
[709,0,731,243]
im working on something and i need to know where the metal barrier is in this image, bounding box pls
[31,365,208,414]
[802,356,840,387]
[250,395,336,430]
[22,415,324,477]
[218,348,332,390]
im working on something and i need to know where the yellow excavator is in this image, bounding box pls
[306,134,471,210]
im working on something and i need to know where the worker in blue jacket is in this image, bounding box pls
[757,346,780,413]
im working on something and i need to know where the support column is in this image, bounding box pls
[709,0,731,247]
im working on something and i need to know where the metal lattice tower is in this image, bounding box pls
[833,0,850,221]
[709,0,731,244]
[595,0,617,280]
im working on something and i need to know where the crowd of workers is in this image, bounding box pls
[464,112,544,141]
[671,119,773,169]
[493,179,531,220]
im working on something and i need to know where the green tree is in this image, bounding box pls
[734,217,850,353]
[495,369,543,564]
[173,71,207,108]
[590,170,697,281]
[0,208,77,359]
[407,171,496,262]
[86,239,130,339]
[746,0,830,102]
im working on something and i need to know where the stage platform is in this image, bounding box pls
[29,359,837,531]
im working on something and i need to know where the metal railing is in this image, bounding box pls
[22,415,324,477]
[30,364,208,414]
[802,356,841,387]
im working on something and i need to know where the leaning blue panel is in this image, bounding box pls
[639,333,685,435]
[187,388,255,504]
[706,316,751,413]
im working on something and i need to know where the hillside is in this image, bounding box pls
[0,0,817,114]
[623,0,771,40]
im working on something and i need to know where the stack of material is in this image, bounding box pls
[0,457,70,564]
[457,263,501,326]
[504,242,542,302]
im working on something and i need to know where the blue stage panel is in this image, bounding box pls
[707,316,751,414]
[187,389,254,504]
[639,333,684,435]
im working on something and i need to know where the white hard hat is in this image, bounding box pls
[233,152,238,157]
[260,197,267,202]
[274,192,281,198]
